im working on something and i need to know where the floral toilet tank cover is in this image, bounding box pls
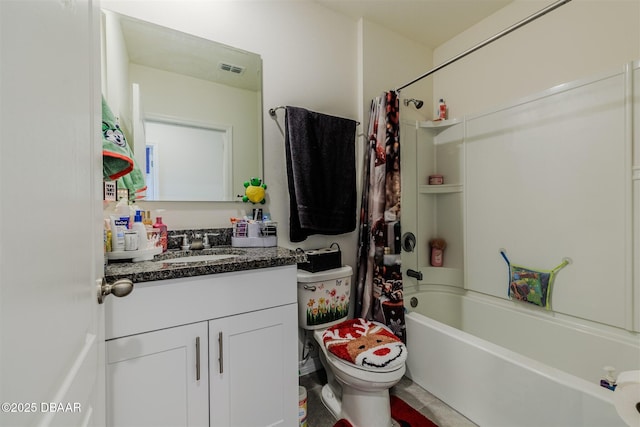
[321,318,407,370]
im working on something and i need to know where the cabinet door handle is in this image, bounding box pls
[218,331,224,374]
[195,336,201,381]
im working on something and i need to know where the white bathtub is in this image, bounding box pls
[403,288,640,427]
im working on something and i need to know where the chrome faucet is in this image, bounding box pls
[189,234,204,251]
[169,232,221,250]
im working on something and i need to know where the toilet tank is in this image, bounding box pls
[297,265,352,330]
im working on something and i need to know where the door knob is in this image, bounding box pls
[98,277,134,304]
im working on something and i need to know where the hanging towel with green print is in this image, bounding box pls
[500,250,570,310]
[102,96,146,198]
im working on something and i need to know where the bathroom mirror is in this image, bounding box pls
[101,10,263,202]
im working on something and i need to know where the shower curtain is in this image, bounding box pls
[355,91,405,342]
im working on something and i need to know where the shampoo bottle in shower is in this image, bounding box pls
[436,99,447,121]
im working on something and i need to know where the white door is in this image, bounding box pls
[0,1,105,426]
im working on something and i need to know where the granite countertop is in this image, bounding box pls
[105,246,304,284]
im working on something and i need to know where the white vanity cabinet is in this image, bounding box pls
[105,265,299,427]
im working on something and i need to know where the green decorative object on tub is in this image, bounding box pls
[243,177,267,204]
[500,249,571,310]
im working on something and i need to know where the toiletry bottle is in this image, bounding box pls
[142,211,153,243]
[153,217,168,252]
[106,229,112,253]
[429,238,447,267]
[600,366,617,390]
[143,211,153,227]
[110,215,128,252]
[104,218,112,252]
[437,99,447,121]
[115,194,129,217]
[133,211,148,251]
[129,201,138,226]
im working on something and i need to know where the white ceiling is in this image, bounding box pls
[313,0,514,48]
[116,12,262,91]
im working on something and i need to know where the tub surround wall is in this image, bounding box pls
[464,65,635,331]
[404,60,640,332]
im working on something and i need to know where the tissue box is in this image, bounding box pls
[297,243,342,272]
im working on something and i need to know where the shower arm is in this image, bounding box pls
[395,0,572,93]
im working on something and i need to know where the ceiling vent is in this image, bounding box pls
[218,62,245,75]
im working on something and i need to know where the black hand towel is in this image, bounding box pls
[285,106,357,242]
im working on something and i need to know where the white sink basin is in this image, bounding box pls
[162,254,239,264]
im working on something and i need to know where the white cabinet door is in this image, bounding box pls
[210,304,298,427]
[106,323,209,427]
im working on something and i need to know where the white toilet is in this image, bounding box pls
[297,266,407,427]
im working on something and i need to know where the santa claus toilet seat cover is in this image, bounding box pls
[321,318,407,371]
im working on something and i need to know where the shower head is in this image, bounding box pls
[403,98,424,109]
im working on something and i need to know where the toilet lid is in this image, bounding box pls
[321,318,407,371]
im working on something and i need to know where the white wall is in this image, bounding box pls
[361,19,433,122]
[432,0,640,119]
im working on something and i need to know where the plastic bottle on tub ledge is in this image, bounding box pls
[429,238,447,267]
[435,99,447,121]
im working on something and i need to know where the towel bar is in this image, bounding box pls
[269,105,360,126]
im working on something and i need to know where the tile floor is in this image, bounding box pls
[299,369,477,427]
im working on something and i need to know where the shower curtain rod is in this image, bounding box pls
[395,0,572,92]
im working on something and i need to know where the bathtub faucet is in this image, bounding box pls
[406,269,423,281]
